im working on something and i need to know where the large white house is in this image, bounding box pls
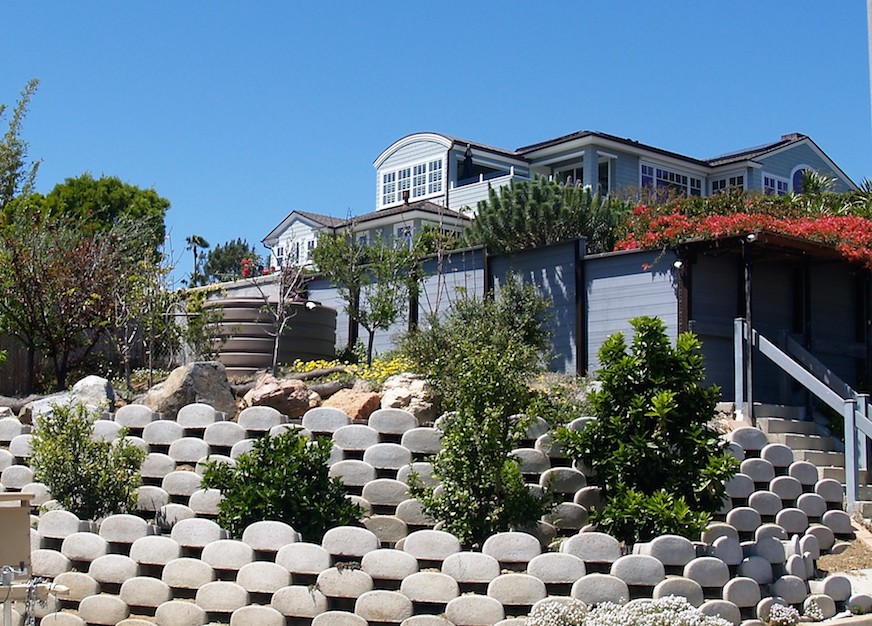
[264,130,856,267]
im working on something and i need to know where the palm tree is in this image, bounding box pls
[185,234,210,286]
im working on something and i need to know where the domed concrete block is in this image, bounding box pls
[355,589,414,622]
[203,420,246,449]
[396,498,436,527]
[303,407,351,434]
[610,554,665,586]
[487,572,547,605]
[322,526,380,558]
[445,593,505,626]
[401,571,460,603]
[0,416,24,443]
[237,406,286,433]
[653,576,704,606]
[271,585,329,617]
[168,437,211,464]
[761,443,794,468]
[712,536,744,566]
[123,435,149,452]
[363,442,413,472]
[61,532,109,562]
[750,535,785,564]
[368,408,417,436]
[848,593,872,613]
[99,513,149,545]
[120,576,172,608]
[771,575,809,605]
[787,460,819,486]
[91,419,123,442]
[1,464,33,489]
[796,493,827,519]
[441,551,500,584]
[822,509,854,535]
[726,507,762,533]
[155,600,208,625]
[161,557,216,590]
[236,561,291,594]
[403,529,462,562]
[333,424,380,452]
[701,522,740,544]
[637,534,695,567]
[329,459,378,488]
[361,548,418,582]
[9,434,32,459]
[171,517,224,548]
[53,571,101,602]
[88,554,139,584]
[31,549,72,578]
[401,427,442,456]
[140,452,176,481]
[188,488,223,516]
[754,523,787,542]
[560,531,621,565]
[135,485,170,512]
[78,594,130,625]
[129,535,181,566]
[799,532,822,559]
[482,531,541,565]
[805,523,834,551]
[526,552,586,584]
[361,478,410,507]
[201,539,255,572]
[540,467,586,493]
[785,554,807,579]
[775,507,809,535]
[0,449,14,472]
[815,478,844,504]
[276,542,332,576]
[512,448,551,476]
[142,420,184,447]
[684,556,730,588]
[573,486,602,510]
[571,573,629,606]
[177,403,220,430]
[241,520,299,553]
[804,593,837,620]
[397,462,436,487]
[230,439,256,459]
[723,576,761,608]
[699,599,741,626]
[769,475,802,502]
[230,605,286,626]
[741,458,775,485]
[113,404,157,429]
[808,573,853,602]
[38,612,85,625]
[737,556,773,585]
[399,617,454,626]
[748,490,781,517]
[195,580,249,613]
[316,567,373,599]
[363,514,409,544]
[728,427,768,453]
[157,503,196,530]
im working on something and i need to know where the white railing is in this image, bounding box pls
[734,317,872,511]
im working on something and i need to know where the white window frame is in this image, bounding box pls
[640,161,702,196]
[711,173,745,194]
[380,158,445,208]
[382,171,396,206]
[763,173,789,196]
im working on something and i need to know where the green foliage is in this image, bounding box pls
[0,79,40,210]
[201,429,361,541]
[203,238,264,283]
[30,403,145,520]
[556,316,738,544]
[465,176,631,254]
[185,234,211,287]
[177,287,225,361]
[401,277,553,548]
[525,377,596,429]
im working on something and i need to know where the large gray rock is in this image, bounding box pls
[242,374,316,418]
[380,373,438,423]
[21,376,115,423]
[141,362,236,419]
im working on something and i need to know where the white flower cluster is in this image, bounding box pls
[767,603,800,626]
[803,598,824,622]
[525,598,589,626]
[580,596,733,626]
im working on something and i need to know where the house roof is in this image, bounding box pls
[261,209,346,246]
[295,210,346,228]
[346,200,471,227]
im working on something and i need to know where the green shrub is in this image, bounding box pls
[200,429,361,541]
[30,403,145,520]
[556,316,738,544]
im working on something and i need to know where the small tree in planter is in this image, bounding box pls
[556,316,738,544]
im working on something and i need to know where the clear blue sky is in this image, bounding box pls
[3,2,870,284]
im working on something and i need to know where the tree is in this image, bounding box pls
[0,78,39,211]
[556,316,739,544]
[202,238,264,283]
[464,176,630,254]
[185,234,210,286]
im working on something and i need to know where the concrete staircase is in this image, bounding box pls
[755,403,872,505]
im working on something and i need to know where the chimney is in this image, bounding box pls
[781,133,803,141]
[402,190,410,204]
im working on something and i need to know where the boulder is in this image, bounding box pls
[323,389,381,422]
[20,376,115,424]
[243,375,319,419]
[380,373,437,423]
[141,362,236,419]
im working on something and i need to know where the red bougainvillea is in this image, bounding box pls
[617,199,872,269]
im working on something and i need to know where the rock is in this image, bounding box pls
[380,373,437,423]
[243,375,318,419]
[323,389,381,422]
[141,362,237,419]
[20,376,115,424]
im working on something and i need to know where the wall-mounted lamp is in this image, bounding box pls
[673,260,683,270]
[746,233,757,242]
[305,301,317,310]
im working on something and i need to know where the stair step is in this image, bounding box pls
[768,432,838,452]
[793,449,845,467]
[757,417,820,436]
[754,404,806,420]
[820,466,871,484]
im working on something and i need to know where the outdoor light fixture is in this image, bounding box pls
[305,301,317,310]
[746,233,758,242]
[673,260,683,269]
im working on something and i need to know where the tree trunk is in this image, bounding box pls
[24,345,35,396]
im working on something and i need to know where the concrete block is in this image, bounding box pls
[772,574,809,605]
[750,535,786,564]
[609,554,665,586]
[805,523,834,551]
[0,449,14,471]
[559,531,621,565]
[155,600,208,625]
[302,406,351,434]
[355,589,414,622]
[526,552,586,584]
[141,452,176,480]
[822,509,854,535]
[271,585,328,617]
[683,556,730,588]
[573,486,602,511]
[737,555,773,585]
[120,576,172,608]
[88,554,139,584]
[135,485,170,513]
[276,542,331,575]
[361,548,419,582]
[162,469,203,497]
[241,519,299,553]
[395,498,436,527]
[740,458,775,484]
[177,403,220,429]
[397,462,436,487]
[848,593,872,613]
[808,573,853,601]
[9,434,32,458]
[804,594,837,620]
[329,459,377,488]
[755,522,787,542]
[701,522,740,544]
[362,478,409,507]
[725,473,755,500]
[401,427,442,455]
[316,566,374,599]
[52,571,101,602]
[113,404,157,429]
[142,420,184,447]
[161,557,216,589]
[403,529,461,563]
[123,435,149,452]
[99,513,149,545]
[333,424,380,451]
[1,464,33,489]
[77,594,130,625]
[800,531,822,559]
[322,525,380,558]
[512,448,551,476]
[653,576,704,606]
[363,514,408,545]
[230,605,286,626]
[230,438,256,459]
[235,561,291,594]
[157,503,196,530]
[487,572,547,605]
[19,482,49,507]
[535,433,568,460]
[368,408,417,436]
[728,427,769,452]
[195,580,250,613]
[399,617,454,626]
[540,466,586,493]
[188,488,223,516]
[171,517,224,548]
[204,421,246,448]
[168,437,211,464]
[441,551,500,585]
[775,507,809,535]
[723,576,762,608]
[699,599,741,626]
[30,548,71,578]
[785,554,807,579]
[237,406,286,433]
[726,507,762,533]
[796,493,827,519]
[788,460,820,486]
[129,535,181,566]
[761,443,794,468]
[482,531,541,565]
[0,416,24,443]
[712,536,744,566]
[91,419,123,442]
[769,475,803,502]
[364,442,413,472]
[570,573,629,605]
[400,571,460,603]
[201,539,255,572]
[61,532,109,562]
[636,534,695,567]
[815,478,844,504]
[444,593,505,626]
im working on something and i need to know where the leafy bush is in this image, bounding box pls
[30,403,145,520]
[200,428,361,541]
[557,316,738,544]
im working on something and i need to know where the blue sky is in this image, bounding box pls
[2,2,870,284]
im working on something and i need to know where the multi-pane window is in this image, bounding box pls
[396,225,413,249]
[712,174,745,194]
[307,239,316,259]
[412,164,427,198]
[428,159,443,194]
[276,246,284,267]
[764,175,789,196]
[381,158,444,207]
[382,172,396,206]
[398,167,411,199]
[641,163,702,196]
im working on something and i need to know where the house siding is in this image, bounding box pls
[757,143,853,192]
[809,261,860,387]
[377,140,449,209]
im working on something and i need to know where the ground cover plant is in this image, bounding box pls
[557,316,738,544]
